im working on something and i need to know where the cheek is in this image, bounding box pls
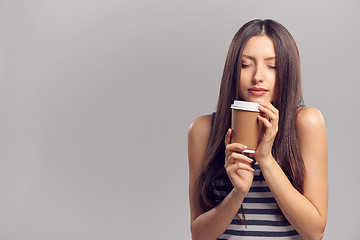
[240,70,252,79]
[267,71,276,88]
[269,91,276,102]
[238,76,248,91]
[237,81,248,99]
[239,71,251,86]
[269,80,277,102]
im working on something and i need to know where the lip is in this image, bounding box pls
[248,87,268,97]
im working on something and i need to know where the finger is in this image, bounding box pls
[226,162,254,175]
[258,100,278,112]
[257,115,272,129]
[229,152,253,163]
[258,105,278,122]
[224,152,253,168]
[258,101,279,117]
[226,143,247,153]
[224,128,232,146]
[225,153,238,168]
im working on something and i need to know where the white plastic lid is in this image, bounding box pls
[243,149,256,154]
[230,100,260,112]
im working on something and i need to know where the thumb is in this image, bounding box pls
[224,128,232,146]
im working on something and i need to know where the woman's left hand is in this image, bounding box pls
[254,99,279,164]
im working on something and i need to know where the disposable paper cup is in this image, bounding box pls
[231,100,262,153]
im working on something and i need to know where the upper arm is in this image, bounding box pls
[297,107,328,222]
[188,114,212,222]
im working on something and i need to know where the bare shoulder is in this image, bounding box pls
[188,114,212,170]
[188,114,212,144]
[188,115,212,219]
[296,107,327,165]
[297,107,326,132]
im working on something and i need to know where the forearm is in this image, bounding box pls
[259,158,326,240]
[191,189,244,240]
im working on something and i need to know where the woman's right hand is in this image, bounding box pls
[224,128,254,196]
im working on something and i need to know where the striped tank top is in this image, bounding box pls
[210,113,302,239]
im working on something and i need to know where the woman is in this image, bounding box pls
[188,19,328,240]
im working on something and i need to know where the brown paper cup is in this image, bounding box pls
[231,100,263,153]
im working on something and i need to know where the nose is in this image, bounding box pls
[252,65,264,84]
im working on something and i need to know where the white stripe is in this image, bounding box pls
[242,202,279,209]
[254,169,262,175]
[246,191,274,198]
[227,223,296,232]
[250,181,269,187]
[218,234,302,240]
[236,214,286,221]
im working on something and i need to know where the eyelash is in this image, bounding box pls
[241,64,276,69]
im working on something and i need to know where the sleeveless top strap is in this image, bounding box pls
[211,112,216,129]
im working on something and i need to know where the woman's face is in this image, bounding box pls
[238,35,277,103]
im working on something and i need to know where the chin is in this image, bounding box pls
[246,96,264,102]
[239,93,272,103]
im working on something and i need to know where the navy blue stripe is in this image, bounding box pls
[230,219,291,226]
[224,229,299,237]
[243,197,276,203]
[213,185,270,192]
[241,208,283,215]
[214,195,276,204]
[212,174,263,185]
[249,186,270,192]
[253,175,265,181]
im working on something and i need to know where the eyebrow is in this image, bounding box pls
[242,55,276,61]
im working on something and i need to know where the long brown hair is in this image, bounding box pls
[196,19,305,212]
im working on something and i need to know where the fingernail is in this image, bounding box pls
[258,98,264,102]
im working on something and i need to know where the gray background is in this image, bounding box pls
[0,0,359,239]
